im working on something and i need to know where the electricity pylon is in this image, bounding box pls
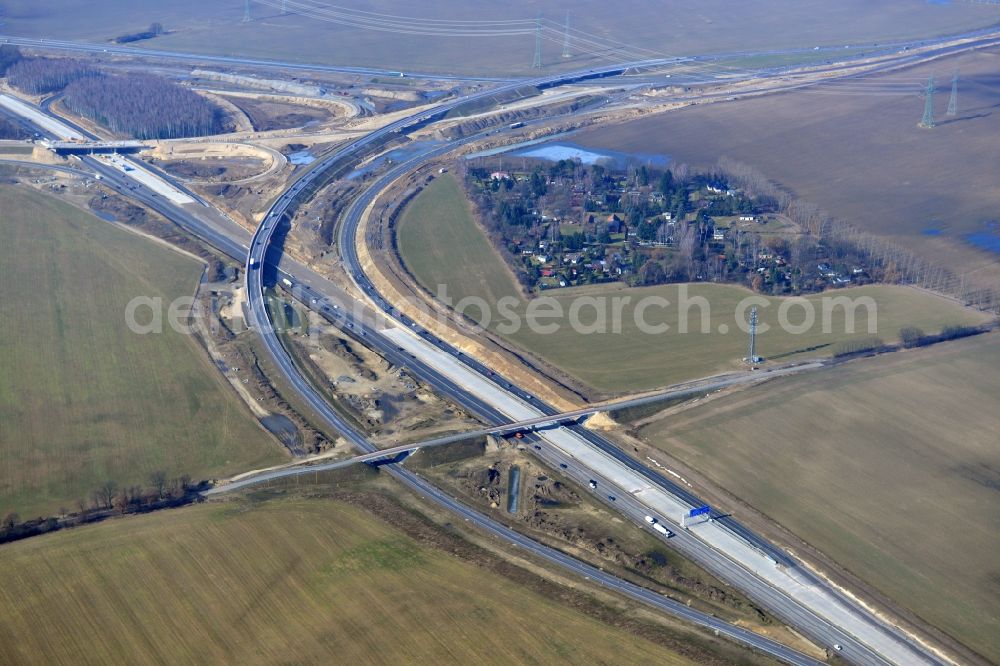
[947,70,958,116]
[746,307,760,364]
[562,12,571,58]
[919,76,935,129]
[533,16,542,69]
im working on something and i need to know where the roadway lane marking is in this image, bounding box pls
[0,94,85,140]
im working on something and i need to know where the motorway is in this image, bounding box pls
[0,93,827,665]
[4,41,971,662]
[328,151,944,666]
[5,67,946,664]
[17,43,939,662]
[7,26,1000,88]
[234,61,900,664]
[0,35,517,82]
[241,55,954,666]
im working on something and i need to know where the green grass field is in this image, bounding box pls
[397,173,521,311]
[639,334,1000,661]
[0,495,699,665]
[0,186,281,517]
[503,282,987,392]
[395,177,989,393]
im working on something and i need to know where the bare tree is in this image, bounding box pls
[149,470,168,500]
[173,473,192,496]
[112,492,129,515]
[63,72,224,139]
[7,57,96,94]
[2,512,18,531]
[97,480,117,510]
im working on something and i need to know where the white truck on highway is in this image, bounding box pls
[653,523,673,538]
[281,278,293,288]
[645,515,673,538]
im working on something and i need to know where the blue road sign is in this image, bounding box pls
[689,505,711,518]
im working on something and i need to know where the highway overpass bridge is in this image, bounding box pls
[206,361,822,491]
[40,139,145,155]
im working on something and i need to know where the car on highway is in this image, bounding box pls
[588,480,597,489]
[559,463,568,469]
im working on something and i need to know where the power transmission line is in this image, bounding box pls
[250,0,781,80]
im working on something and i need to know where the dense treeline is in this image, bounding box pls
[899,323,986,349]
[0,44,22,75]
[832,336,885,358]
[6,57,96,94]
[64,73,225,139]
[4,55,224,139]
[0,116,28,139]
[116,22,164,44]
[0,472,205,545]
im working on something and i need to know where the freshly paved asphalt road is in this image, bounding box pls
[5,45,968,661]
[0,93,827,664]
[243,60,947,664]
[329,152,940,666]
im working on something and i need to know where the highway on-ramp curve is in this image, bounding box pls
[3,56,941,665]
[237,67,842,665]
[327,144,945,666]
[0,76,823,664]
[244,60,948,665]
